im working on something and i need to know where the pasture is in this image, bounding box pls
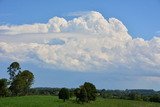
[0,95,160,107]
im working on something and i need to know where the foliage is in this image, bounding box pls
[150,94,160,103]
[83,82,97,101]
[79,86,87,103]
[98,89,160,103]
[10,70,34,96]
[28,88,60,95]
[74,82,97,103]
[0,78,10,97]
[69,90,74,98]
[128,92,142,100]
[58,88,69,102]
[7,62,21,80]
[74,88,80,101]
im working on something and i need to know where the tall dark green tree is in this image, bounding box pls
[10,70,34,96]
[0,78,10,97]
[79,86,87,104]
[83,82,97,101]
[7,62,21,80]
[58,88,69,102]
[74,88,80,102]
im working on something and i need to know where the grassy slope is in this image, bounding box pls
[0,95,159,107]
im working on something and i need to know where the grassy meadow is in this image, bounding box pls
[0,95,160,107]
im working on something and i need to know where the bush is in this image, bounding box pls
[58,88,69,102]
[0,78,10,97]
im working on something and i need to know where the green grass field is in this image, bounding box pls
[0,95,159,107]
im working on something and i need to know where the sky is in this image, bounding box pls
[0,0,160,39]
[0,0,160,90]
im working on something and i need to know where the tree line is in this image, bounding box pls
[98,89,160,103]
[28,87,160,103]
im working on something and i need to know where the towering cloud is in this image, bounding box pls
[0,11,128,35]
[0,11,160,75]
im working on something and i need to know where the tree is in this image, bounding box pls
[18,70,34,92]
[74,82,97,103]
[69,90,74,98]
[150,94,160,103]
[83,82,97,101]
[0,78,10,97]
[58,88,69,102]
[128,92,142,101]
[79,86,87,104]
[74,88,80,102]
[10,70,34,96]
[7,62,21,80]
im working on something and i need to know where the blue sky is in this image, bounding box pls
[0,0,160,39]
[0,0,160,90]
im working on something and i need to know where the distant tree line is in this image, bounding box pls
[28,88,160,103]
[0,62,34,97]
[98,89,160,103]
[29,87,61,96]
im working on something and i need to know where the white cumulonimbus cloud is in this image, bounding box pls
[0,11,160,74]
